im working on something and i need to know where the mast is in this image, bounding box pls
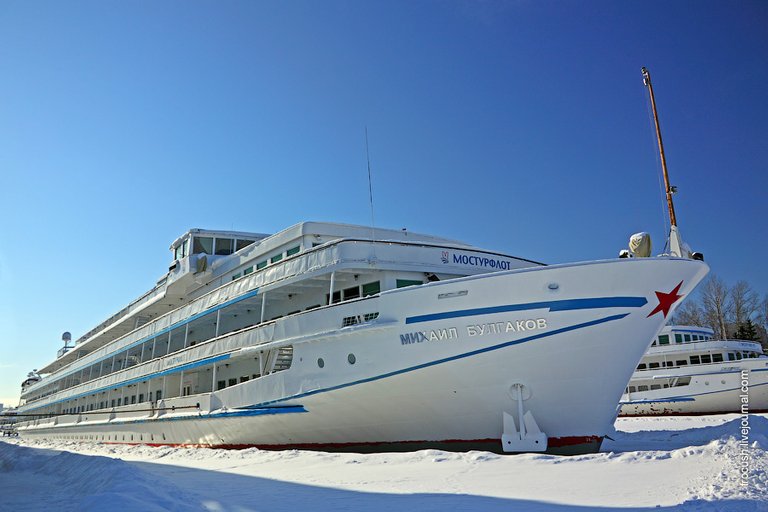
[642,66,677,227]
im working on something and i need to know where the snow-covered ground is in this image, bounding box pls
[1,414,766,511]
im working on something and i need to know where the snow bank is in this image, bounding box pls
[1,414,766,511]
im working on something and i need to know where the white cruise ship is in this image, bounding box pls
[619,325,768,415]
[16,222,708,454]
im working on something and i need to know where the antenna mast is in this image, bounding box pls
[365,127,376,241]
[642,67,677,227]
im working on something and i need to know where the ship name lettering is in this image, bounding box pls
[467,318,547,336]
[400,327,458,345]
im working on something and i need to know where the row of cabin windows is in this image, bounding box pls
[652,333,712,346]
[232,245,302,281]
[636,351,758,370]
[190,236,255,257]
[327,281,381,304]
[62,391,163,415]
[216,375,258,390]
[626,377,692,393]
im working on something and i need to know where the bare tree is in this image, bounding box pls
[700,275,732,339]
[672,299,704,326]
[759,294,768,338]
[731,280,759,327]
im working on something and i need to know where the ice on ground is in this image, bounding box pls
[1,414,766,511]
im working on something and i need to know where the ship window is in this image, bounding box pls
[397,279,423,288]
[684,334,691,342]
[215,238,234,256]
[240,376,249,383]
[312,242,322,247]
[636,363,647,370]
[117,398,122,406]
[728,353,735,361]
[243,266,253,275]
[156,390,162,401]
[701,354,712,364]
[650,384,661,390]
[131,395,136,404]
[174,241,187,261]
[628,386,636,393]
[138,394,144,402]
[736,352,742,360]
[232,273,242,281]
[256,260,267,270]
[675,334,683,343]
[658,335,670,345]
[676,360,687,366]
[286,246,300,256]
[217,380,225,390]
[228,378,237,386]
[648,362,660,368]
[712,353,724,362]
[675,377,691,387]
[690,355,700,365]
[326,291,341,304]
[362,281,381,296]
[651,341,657,346]
[271,253,283,264]
[343,285,360,300]
[236,239,254,251]
[638,385,649,392]
[193,237,213,255]
[111,399,116,407]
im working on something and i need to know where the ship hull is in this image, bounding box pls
[18,257,708,454]
[619,362,768,416]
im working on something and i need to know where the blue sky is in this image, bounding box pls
[1,1,766,406]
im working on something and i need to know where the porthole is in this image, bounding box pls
[347,353,356,365]
[317,358,325,368]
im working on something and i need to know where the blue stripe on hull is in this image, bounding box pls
[405,297,647,324]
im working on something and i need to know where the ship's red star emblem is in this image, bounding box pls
[646,281,684,318]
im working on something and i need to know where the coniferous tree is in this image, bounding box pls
[734,319,760,342]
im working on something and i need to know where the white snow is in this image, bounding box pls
[1,414,766,511]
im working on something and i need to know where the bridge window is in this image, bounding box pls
[689,355,700,365]
[675,334,683,343]
[684,334,691,342]
[658,334,670,345]
[215,238,234,256]
[236,239,254,251]
[193,237,213,255]
[397,279,423,288]
[700,354,712,364]
[712,353,723,363]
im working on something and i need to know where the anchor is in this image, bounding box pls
[501,383,548,452]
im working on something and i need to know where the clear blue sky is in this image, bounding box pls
[1,1,766,406]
